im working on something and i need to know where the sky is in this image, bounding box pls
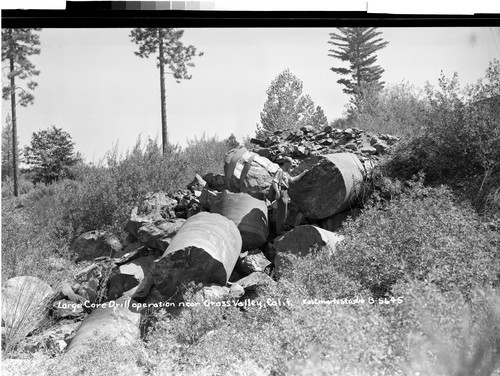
[2,26,500,163]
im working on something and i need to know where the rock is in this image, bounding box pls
[124,192,177,236]
[52,299,85,318]
[61,281,86,303]
[192,285,231,303]
[273,225,344,277]
[199,187,219,210]
[70,230,122,263]
[2,276,54,338]
[224,146,280,199]
[210,190,269,251]
[152,212,242,301]
[107,256,158,300]
[136,219,185,252]
[74,260,117,303]
[22,320,80,355]
[370,136,389,154]
[202,172,227,191]
[344,142,358,151]
[360,144,377,155]
[288,153,365,219]
[187,174,207,192]
[65,296,141,356]
[229,283,245,299]
[234,272,276,291]
[254,147,272,158]
[237,249,271,275]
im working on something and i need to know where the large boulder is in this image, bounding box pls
[2,276,54,340]
[70,230,122,263]
[210,190,269,251]
[288,153,365,219]
[273,225,344,277]
[152,212,242,301]
[136,219,185,252]
[237,249,271,275]
[224,146,280,199]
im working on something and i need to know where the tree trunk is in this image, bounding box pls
[9,41,19,197]
[158,29,168,154]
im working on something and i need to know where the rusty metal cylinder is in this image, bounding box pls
[152,212,242,299]
[211,190,269,251]
[224,146,279,199]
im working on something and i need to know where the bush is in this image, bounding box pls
[1,198,76,285]
[385,280,500,376]
[334,181,500,297]
[1,174,34,198]
[182,133,233,179]
[345,80,428,138]
[386,60,500,214]
[20,135,235,241]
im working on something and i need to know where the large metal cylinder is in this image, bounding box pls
[288,153,365,219]
[211,190,269,251]
[152,212,242,299]
[224,146,279,199]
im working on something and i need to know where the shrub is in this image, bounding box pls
[334,182,500,297]
[345,80,428,138]
[1,198,76,285]
[1,174,33,198]
[385,280,500,376]
[182,133,232,179]
[277,246,366,300]
[386,60,500,215]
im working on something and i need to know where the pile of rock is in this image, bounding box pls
[250,125,399,163]
[2,125,400,361]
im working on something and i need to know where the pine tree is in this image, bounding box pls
[310,106,328,129]
[130,28,203,154]
[2,28,41,196]
[328,28,388,98]
[24,125,79,185]
[257,69,326,137]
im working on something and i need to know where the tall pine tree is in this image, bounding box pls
[130,28,203,154]
[2,28,41,196]
[328,28,388,98]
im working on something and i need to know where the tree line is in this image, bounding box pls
[2,27,389,195]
